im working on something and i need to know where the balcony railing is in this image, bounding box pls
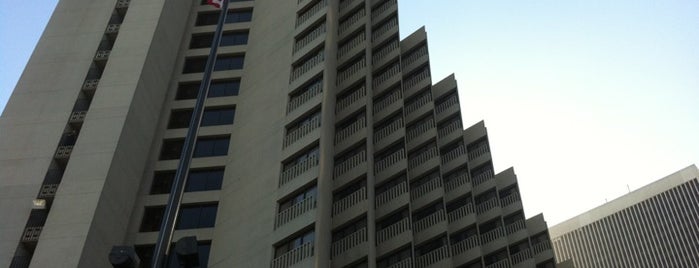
[293,22,326,54]
[511,248,532,264]
[337,57,366,85]
[437,118,462,139]
[485,259,511,268]
[69,111,87,123]
[339,7,365,35]
[441,144,466,164]
[505,219,526,234]
[501,192,520,207]
[339,0,359,14]
[283,115,321,147]
[415,245,449,268]
[296,0,328,27]
[291,50,324,82]
[408,146,438,168]
[443,171,469,193]
[338,31,365,59]
[372,39,399,64]
[435,94,458,115]
[404,92,431,115]
[532,240,552,254]
[372,87,401,114]
[406,117,434,142]
[475,198,499,214]
[115,0,130,9]
[410,175,442,200]
[372,63,400,89]
[336,85,366,114]
[402,67,430,91]
[413,209,444,233]
[279,154,319,186]
[374,116,403,143]
[376,180,407,208]
[274,196,316,228]
[331,228,366,256]
[105,24,121,34]
[374,148,405,173]
[335,116,366,145]
[55,145,74,159]
[402,45,428,69]
[271,242,314,268]
[38,184,59,198]
[472,168,494,186]
[333,150,366,178]
[451,236,479,255]
[386,258,412,268]
[376,217,410,244]
[479,227,504,244]
[371,0,397,20]
[332,187,366,215]
[371,16,398,41]
[468,143,490,160]
[95,50,111,61]
[287,81,323,114]
[447,203,474,223]
[83,79,100,91]
[21,227,43,242]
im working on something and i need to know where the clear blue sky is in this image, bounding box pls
[1,1,698,225]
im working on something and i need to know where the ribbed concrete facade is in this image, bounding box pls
[1,0,557,267]
[550,165,699,268]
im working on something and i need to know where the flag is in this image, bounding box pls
[207,0,224,8]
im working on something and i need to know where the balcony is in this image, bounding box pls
[485,259,511,268]
[271,242,314,268]
[332,187,366,216]
[408,146,439,178]
[338,31,365,61]
[441,143,466,165]
[372,87,402,120]
[279,154,319,187]
[293,22,326,55]
[274,196,316,228]
[371,16,398,42]
[105,23,120,35]
[475,198,499,215]
[115,0,130,10]
[532,240,552,255]
[54,145,73,159]
[283,116,321,148]
[406,117,434,145]
[472,169,494,186]
[290,50,324,83]
[334,117,366,146]
[447,203,474,224]
[372,63,400,92]
[296,0,327,28]
[479,227,504,244]
[374,148,405,175]
[372,39,399,69]
[331,227,367,256]
[287,81,323,114]
[501,192,521,210]
[413,209,445,234]
[402,45,428,71]
[444,170,470,194]
[68,111,87,124]
[21,226,42,242]
[371,0,397,23]
[38,184,59,199]
[339,7,366,37]
[336,85,366,116]
[339,0,361,16]
[337,57,366,87]
[82,79,99,93]
[415,245,450,268]
[94,50,111,61]
[505,219,526,235]
[374,116,403,147]
[386,258,412,268]
[451,236,479,256]
[376,180,407,208]
[402,67,431,98]
[468,143,490,161]
[510,248,532,264]
[405,92,432,119]
[410,175,442,201]
[376,217,410,245]
[435,93,459,120]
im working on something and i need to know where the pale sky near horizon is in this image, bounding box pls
[1,1,698,226]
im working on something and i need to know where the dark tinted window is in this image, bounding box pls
[160,139,185,160]
[190,32,248,49]
[214,55,245,71]
[168,109,193,129]
[140,206,165,232]
[209,80,240,97]
[186,169,224,192]
[150,171,176,194]
[226,10,253,23]
[193,137,230,157]
[195,12,219,26]
[183,57,208,73]
[176,203,218,229]
[201,107,235,126]
[176,83,200,100]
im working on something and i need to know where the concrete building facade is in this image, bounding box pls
[550,165,699,268]
[0,0,556,267]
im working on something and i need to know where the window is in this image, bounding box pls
[275,229,315,257]
[186,168,224,192]
[150,171,176,194]
[226,9,253,23]
[190,32,249,49]
[176,203,218,229]
[140,206,165,232]
[135,242,211,268]
[176,80,240,100]
[184,55,243,73]
[160,139,184,160]
[279,185,317,211]
[201,107,235,126]
[195,12,219,26]
[167,109,193,129]
[150,168,224,194]
[214,55,245,71]
[193,136,230,157]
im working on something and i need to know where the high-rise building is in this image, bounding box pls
[0,0,557,267]
[550,165,699,268]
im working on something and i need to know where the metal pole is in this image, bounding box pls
[151,1,229,267]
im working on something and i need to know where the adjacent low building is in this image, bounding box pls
[550,165,699,268]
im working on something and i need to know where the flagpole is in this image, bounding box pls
[151,0,229,267]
